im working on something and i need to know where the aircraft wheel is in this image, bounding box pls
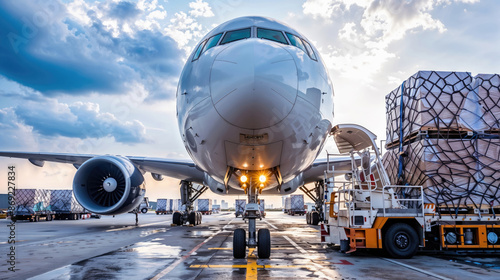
[258,229,271,259]
[197,212,202,225]
[384,223,418,259]
[189,212,196,225]
[311,212,320,225]
[306,212,310,224]
[233,228,246,259]
[141,208,148,214]
[173,212,182,225]
[46,214,52,221]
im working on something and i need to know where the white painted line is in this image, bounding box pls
[283,235,307,254]
[264,219,278,230]
[382,258,452,280]
[150,218,234,280]
[106,220,171,232]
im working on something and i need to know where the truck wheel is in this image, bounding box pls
[46,214,52,221]
[35,215,39,222]
[233,228,246,259]
[141,208,148,214]
[311,212,320,225]
[258,229,271,259]
[384,223,418,259]
[173,212,182,225]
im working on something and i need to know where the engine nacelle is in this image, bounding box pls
[73,156,146,215]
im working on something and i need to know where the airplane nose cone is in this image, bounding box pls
[210,40,297,129]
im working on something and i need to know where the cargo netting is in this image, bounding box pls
[48,190,84,213]
[14,189,52,214]
[384,71,500,210]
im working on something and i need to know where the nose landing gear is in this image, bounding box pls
[233,179,271,259]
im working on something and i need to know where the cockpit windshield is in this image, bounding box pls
[257,28,288,45]
[220,28,251,45]
[302,40,317,61]
[203,33,222,53]
[285,33,306,53]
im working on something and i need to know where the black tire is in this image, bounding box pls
[233,228,246,259]
[197,212,202,225]
[189,212,196,225]
[141,208,148,214]
[311,212,320,225]
[46,214,52,221]
[306,212,310,224]
[258,229,271,259]
[35,215,40,222]
[384,223,419,259]
[173,212,182,225]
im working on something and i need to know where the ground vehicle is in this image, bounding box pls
[49,190,90,220]
[196,199,212,215]
[285,195,305,216]
[139,197,149,213]
[156,199,169,215]
[11,189,54,222]
[235,199,246,217]
[322,124,500,258]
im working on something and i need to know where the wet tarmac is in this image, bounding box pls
[1,212,499,279]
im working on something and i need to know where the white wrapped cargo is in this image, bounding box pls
[15,189,51,214]
[156,199,167,211]
[290,195,304,212]
[49,190,84,213]
[196,199,212,212]
[235,199,246,216]
[459,74,500,131]
[386,71,472,144]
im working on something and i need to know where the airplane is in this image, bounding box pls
[0,16,352,259]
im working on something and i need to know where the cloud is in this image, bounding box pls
[108,1,141,19]
[302,0,479,80]
[165,11,204,51]
[0,0,183,100]
[189,0,215,18]
[13,100,147,144]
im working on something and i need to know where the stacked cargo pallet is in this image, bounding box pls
[49,190,84,213]
[15,189,52,214]
[383,71,500,210]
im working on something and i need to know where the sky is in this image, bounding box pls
[0,0,499,207]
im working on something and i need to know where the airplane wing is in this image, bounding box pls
[302,156,353,184]
[0,151,206,184]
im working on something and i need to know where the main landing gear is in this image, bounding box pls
[172,181,207,226]
[233,178,271,259]
[301,181,325,225]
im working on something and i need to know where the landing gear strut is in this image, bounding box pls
[172,181,207,226]
[233,178,271,259]
[301,181,325,225]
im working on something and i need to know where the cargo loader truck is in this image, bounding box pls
[321,124,500,258]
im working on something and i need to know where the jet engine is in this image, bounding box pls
[73,156,145,215]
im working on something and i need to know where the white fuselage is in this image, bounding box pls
[176,17,334,194]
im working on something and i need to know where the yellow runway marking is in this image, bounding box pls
[246,248,258,280]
